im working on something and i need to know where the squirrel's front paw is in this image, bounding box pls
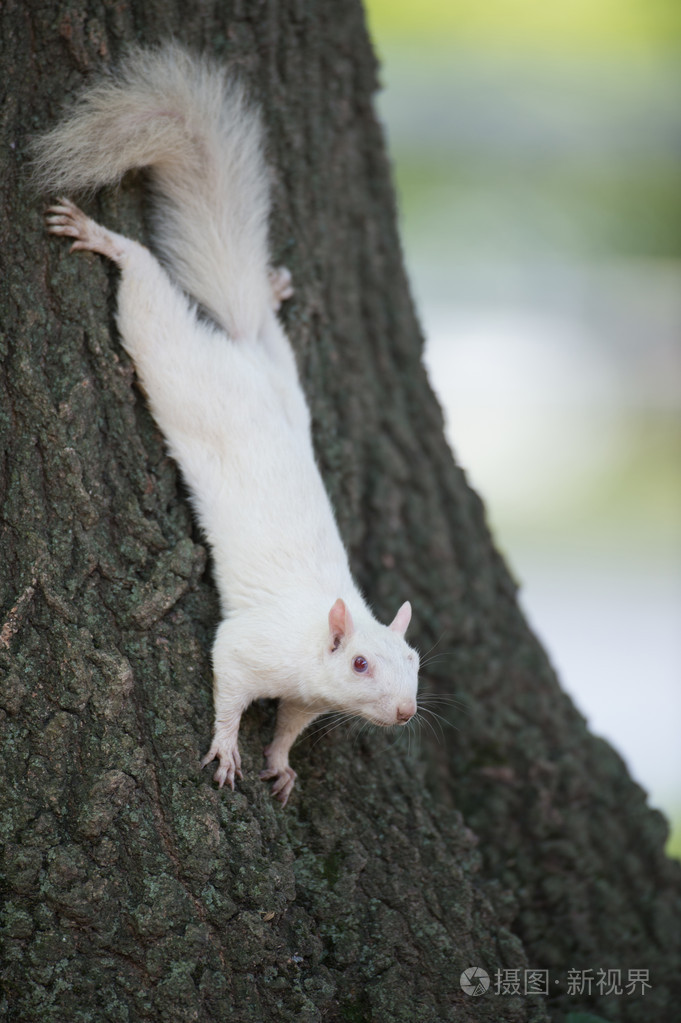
[260,746,297,806]
[201,739,243,790]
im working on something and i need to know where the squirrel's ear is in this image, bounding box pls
[389,601,412,636]
[329,598,354,649]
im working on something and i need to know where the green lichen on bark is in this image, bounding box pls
[1,2,680,1022]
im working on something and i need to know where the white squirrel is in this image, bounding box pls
[35,44,419,805]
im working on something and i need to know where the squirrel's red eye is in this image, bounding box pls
[353,656,368,674]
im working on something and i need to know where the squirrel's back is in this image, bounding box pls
[33,43,272,340]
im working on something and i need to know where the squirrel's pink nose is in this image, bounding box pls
[396,701,416,724]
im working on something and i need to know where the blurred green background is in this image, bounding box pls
[364,0,681,858]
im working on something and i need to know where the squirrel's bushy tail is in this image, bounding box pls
[33,43,271,339]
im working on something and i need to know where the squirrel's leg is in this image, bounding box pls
[260,699,319,806]
[201,620,259,791]
[46,197,130,263]
[200,679,247,790]
[46,199,222,441]
[46,198,197,369]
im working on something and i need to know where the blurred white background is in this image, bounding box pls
[365,1,681,855]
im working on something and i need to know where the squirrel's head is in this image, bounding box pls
[323,598,419,726]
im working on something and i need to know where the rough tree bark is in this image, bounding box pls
[1,2,679,1022]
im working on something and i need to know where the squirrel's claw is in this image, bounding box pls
[201,741,243,790]
[260,763,297,806]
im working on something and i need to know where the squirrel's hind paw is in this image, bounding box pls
[268,266,294,311]
[45,198,124,262]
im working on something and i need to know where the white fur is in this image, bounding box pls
[38,45,419,805]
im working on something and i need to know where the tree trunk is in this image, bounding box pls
[1,3,679,1022]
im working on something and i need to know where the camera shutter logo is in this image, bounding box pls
[460,967,490,996]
